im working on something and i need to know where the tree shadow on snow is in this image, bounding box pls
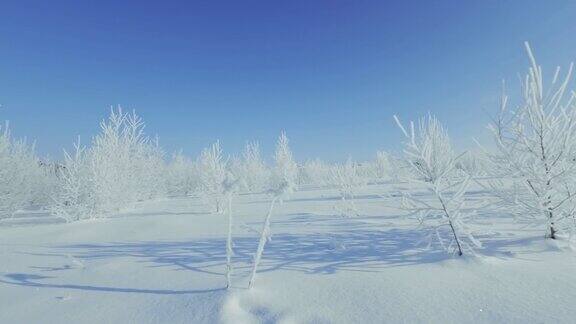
[4,211,537,294]
[0,273,225,295]
[36,226,449,279]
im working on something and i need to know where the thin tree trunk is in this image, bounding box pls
[548,210,557,239]
[438,194,463,256]
[448,219,463,256]
[248,197,277,289]
[225,195,233,288]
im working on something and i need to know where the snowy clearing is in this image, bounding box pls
[1,183,575,323]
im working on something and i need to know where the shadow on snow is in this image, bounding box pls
[1,212,540,295]
[0,273,224,295]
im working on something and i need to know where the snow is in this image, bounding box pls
[1,183,575,323]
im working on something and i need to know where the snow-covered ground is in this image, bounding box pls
[1,183,575,323]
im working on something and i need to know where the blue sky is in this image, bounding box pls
[1,1,576,161]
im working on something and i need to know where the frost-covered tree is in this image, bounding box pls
[0,125,46,218]
[373,151,392,181]
[394,114,480,256]
[90,108,165,211]
[248,182,293,289]
[485,43,576,239]
[198,141,227,213]
[32,161,59,208]
[330,158,366,217]
[269,131,298,195]
[240,141,269,193]
[299,159,331,187]
[367,151,412,184]
[356,162,377,183]
[51,108,166,220]
[136,136,167,200]
[222,171,241,289]
[226,155,245,191]
[50,138,95,221]
[167,151,200,197]
[249,132,297,288]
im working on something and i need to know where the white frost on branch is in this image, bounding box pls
[484,42,576,240]
[394,114,480,256]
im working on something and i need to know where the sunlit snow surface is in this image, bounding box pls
[1,183,575,323]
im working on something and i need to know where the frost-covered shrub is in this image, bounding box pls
[372,150,392,180]
[485,43,576,240]
[330,158,366,217]
[366,151,413,184]
[50,140,95,221]
[298,159,331,187]
[226,155,245,191]
[167,151,200,197]
[198,141,227,213]
[455,151,489,177]
[33,161,60,208]
[51,108,166,221]
[0,126,46,217]
[395,114,480,256]
[355,162,377,183]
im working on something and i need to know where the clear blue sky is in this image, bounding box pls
[1,0,576,161]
